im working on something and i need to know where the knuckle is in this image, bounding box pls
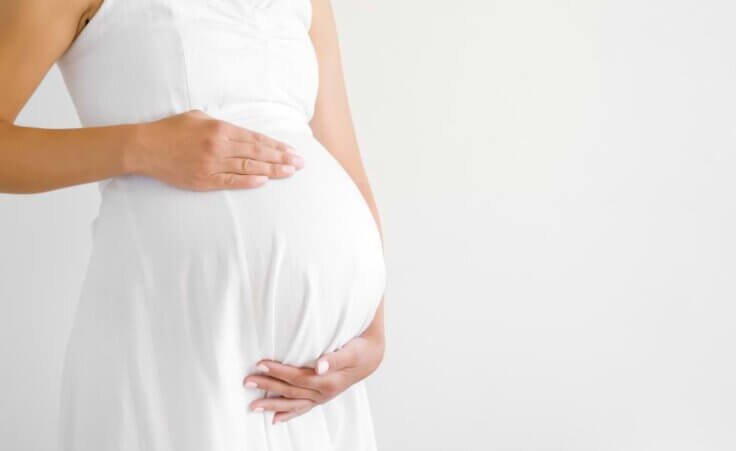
[201,136,219,154]
[252,143,266,158]
[185,108,205,119]
[282,153,295,165]
[221,173,236,186]
[269,164,282,176]
[208,119,227,136]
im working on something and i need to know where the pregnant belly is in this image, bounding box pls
[85,114,386,375]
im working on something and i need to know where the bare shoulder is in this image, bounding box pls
[0,0,96,23]
[0,0,101,121]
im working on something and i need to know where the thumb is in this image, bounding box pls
[315,339,360,375]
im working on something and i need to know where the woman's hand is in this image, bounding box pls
[242,328,385,424]
[127,109,305,191]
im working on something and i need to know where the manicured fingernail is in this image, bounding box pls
[282,165,295,174]
[256,363,269,373]
[244,381,257,389]
[253,407,264,412]
[289,155,304,168]
[316,360,329,375]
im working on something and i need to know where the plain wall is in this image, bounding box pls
[2,1,736,450]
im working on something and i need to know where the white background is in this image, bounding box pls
[2,1,736,450]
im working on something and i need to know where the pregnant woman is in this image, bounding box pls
[0,0,387,449]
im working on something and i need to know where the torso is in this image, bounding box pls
[56,1,385,449]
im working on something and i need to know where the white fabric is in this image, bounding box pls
[55,1,387,449]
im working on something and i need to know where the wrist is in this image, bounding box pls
[362,321,384,343]
[120,122,149,175]
[366,332,385,373]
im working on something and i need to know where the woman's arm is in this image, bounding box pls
[309,0,383,240]
[242,0,387,425]
[308,0,386,343]
[0,0,301,194]
[0,0,136,194]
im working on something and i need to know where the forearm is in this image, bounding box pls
[308,0,385,341]
[0,119,138,194]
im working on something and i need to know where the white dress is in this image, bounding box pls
[55,0,387,449]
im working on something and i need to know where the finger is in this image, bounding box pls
[255,360,323,390]
[221,141,304,168]
[273,404,314,425]
[254,360,346,397]
[210,173,268,190]
[250,397,314,414]
[219,121,295,153]
[219,140,299,165]
[217,158,296,178]
[243,375,321,401]
[315,339,362,375]
[251,130,295,153]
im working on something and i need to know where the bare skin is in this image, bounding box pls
[0,0,303,193]
[1,0,386,426]
[242,0,386,424]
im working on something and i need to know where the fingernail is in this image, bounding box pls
[244,381,257,389]
[282,165,295,174]
[285,146,298,154]
[253,407,264,412]
[289,155,305,168]
[316,360,329,375]
[256,363,269,373]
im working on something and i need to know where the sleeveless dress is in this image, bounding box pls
[54,0,387,450]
